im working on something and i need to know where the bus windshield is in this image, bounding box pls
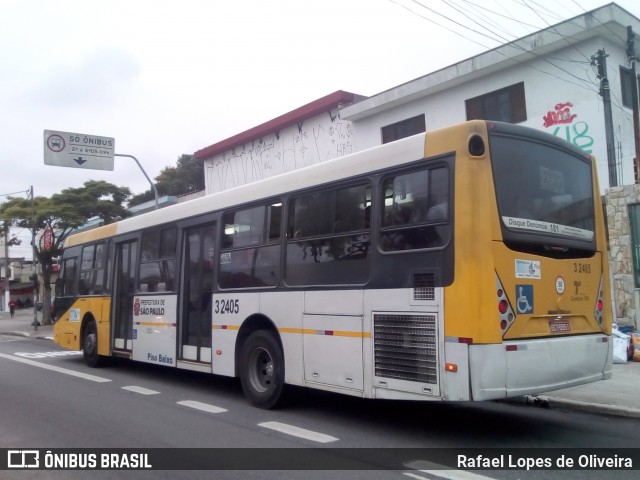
[490,132,596,255]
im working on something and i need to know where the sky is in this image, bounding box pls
[2,0,640,258]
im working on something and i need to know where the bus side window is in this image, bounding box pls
[220,202,281,289]
[61,258,77,296]
[381,165,450,251]
[285,183,371,286]
[138,227,177,293]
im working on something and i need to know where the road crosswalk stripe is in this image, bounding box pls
[122,385,160,395]
[177,400,228,414]
[0,352,111,383]
[258,421,338,443]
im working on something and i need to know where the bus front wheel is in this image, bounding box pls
[239,330,285,409]
[82,321,104,368]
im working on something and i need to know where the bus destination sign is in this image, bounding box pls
[43,130,115,171]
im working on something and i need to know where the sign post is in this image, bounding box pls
[43,130,115,171]
[43,129,158,209]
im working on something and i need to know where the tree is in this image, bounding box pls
[0,181,131,325]
[128,154,204,206]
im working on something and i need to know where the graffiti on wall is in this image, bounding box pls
[206,109,353,193]
[542,102,593,153]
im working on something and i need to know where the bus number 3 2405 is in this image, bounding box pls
[214,299,240,314]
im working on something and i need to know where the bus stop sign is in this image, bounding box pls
[44,130,115,171]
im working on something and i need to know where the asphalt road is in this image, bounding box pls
[1,334,638,480]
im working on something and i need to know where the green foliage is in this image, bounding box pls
[0,181,131,253]
[129,154,204,206]
[0,180,131,325]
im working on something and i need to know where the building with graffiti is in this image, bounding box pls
[340,4,637,192]
[339,3,639,329]
[195,91,362,195]
[195,4,640,328]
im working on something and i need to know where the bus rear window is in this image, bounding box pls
[490,134,596,254]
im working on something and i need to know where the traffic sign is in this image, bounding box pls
[44,130,115,171]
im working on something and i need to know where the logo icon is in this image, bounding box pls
[8,450,39,469]
[516,285,534,314]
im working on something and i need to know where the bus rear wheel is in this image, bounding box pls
[239,330,285,409]
[83,320,104,368]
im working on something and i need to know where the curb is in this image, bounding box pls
[539,395,640,419]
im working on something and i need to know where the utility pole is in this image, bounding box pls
[592,48,618,187]
[30,186,38,331]
[3,223,8,312]
[628,26,640,184]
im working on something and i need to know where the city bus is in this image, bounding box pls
[53,120,612,409]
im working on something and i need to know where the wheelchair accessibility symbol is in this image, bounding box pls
[516,285,534,314]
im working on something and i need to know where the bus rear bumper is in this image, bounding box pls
[468,334,612,401]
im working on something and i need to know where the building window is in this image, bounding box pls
[620,67,638,109]
[629,203,640,288]
[381,115,426,144]
[466,82,527,123]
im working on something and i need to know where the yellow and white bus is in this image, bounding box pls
[53,120,612,408]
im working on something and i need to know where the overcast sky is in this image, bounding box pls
[2,0,640,257]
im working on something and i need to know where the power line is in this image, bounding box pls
[443,0,516,45]
[391,0,599,94]
[0,189,30,199]
[450,0,597,89]
[519,0,593,63]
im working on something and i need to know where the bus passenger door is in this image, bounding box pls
[113,240,137,352]
[180,224,216,364]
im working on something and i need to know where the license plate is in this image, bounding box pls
[549,318,571,333]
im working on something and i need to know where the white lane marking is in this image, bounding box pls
[177,400,228,414]
[403,467,497,480]
[258,421,339,444]
[417,472,497,480]
[0,352,111,383]
[122,386,160,395]
[14,350,82,359]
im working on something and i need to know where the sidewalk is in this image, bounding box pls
[0,307,53,338]
[1,308,639,418]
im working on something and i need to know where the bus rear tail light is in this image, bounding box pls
[445,363,458,372]
[496,273,515,335]
[594,275,605,327]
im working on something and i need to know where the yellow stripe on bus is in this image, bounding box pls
[280,327,371,338]
[210,325,371,338]
[278,327,371,338]
[63,223,118,248]
[135,322,176,327]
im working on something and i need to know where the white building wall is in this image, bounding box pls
[203,108,353,194]
[350,36,636,193]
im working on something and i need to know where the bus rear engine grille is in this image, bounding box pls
[374,314,438,384]
[413,273,435,301]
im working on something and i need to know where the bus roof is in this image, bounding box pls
[63,127,433,248]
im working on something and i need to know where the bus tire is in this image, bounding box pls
[239,330,285,409]
[82,320,104,368]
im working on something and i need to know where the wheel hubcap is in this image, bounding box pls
[86,333,96,354]
[251,347,274,393]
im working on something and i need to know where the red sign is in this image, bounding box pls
[41,228,53,251]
